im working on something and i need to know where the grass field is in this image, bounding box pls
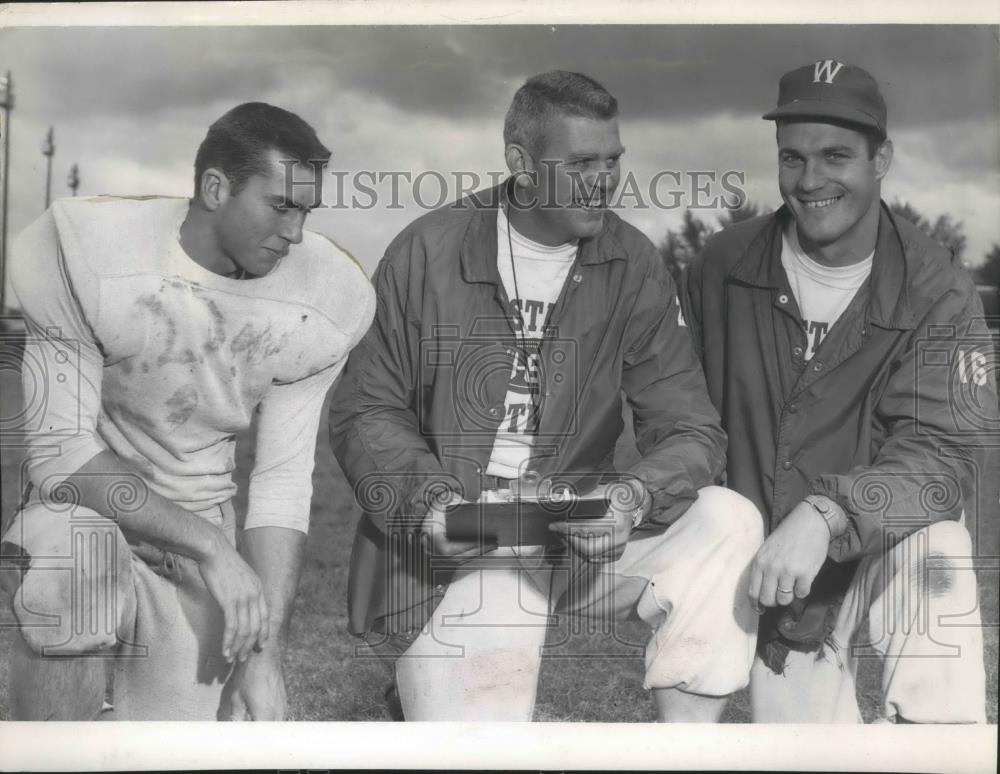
[0,344,996,723]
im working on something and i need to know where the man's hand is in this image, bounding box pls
[548,480,649,563]
[420,493,493,559]
[748,499,831,611]
[220,651,287,721]
[197,533,269,663]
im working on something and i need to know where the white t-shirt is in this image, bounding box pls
[486,207,577,479]
[781,224,873,361]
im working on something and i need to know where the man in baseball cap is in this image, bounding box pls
[682,60,995,722]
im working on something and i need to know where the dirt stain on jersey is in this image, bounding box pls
[187,284,227,354]
[136,294,181,367]
[139,287,223,367]
[165,384,198,429]
[230,322,286,365]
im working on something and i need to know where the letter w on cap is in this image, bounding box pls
[813,60,845,84]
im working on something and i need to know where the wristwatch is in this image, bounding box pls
[804,494,847,539]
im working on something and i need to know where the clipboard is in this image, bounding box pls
[443,495,612,546]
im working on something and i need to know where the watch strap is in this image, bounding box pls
[804,494,848,539]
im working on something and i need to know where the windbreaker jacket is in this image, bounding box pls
[330,182,726,638]
[682,203,997,665]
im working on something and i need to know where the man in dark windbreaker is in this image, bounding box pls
[330,70,763,721]
[683,59,997,723]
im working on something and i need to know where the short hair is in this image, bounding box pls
[776,118,886,160]
[193,102,331,195]
[503,70,619,156]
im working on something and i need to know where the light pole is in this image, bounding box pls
[42,126,55,210]
[68,163,80,196]
[0,71,13,314]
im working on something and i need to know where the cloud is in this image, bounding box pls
[0,28,288,120]
[892,118,1000,184]
[889,118,1000,264]
[309,25,1000,126]
[4,25,996,128]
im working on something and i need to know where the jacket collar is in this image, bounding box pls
[459,179,627,284]
[726,201,917,330]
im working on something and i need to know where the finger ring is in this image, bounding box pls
[776,586,793,594]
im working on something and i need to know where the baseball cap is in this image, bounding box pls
[762,60,887,138]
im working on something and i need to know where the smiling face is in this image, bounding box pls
[212,148,324,277]
[777,120,892,266]
[509,114,624,245]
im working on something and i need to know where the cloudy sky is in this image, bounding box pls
[0,23,997,291]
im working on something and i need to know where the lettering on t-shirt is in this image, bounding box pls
[510,298,555,336]
[504,348,539,434]
[512,299,555,335]
[804,319,830,358]
[503,298,553,434]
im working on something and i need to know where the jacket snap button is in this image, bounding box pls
[572,273,583,283]
[778,294,789,304]
[489,407,499,417]
[782,460,792,470]
[793,346,803,357]
[813,362,824,372]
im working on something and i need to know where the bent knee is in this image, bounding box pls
[9,509,135,656]
[16,565,134,656]
[689,486,765,547]
[925,519,973,557]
